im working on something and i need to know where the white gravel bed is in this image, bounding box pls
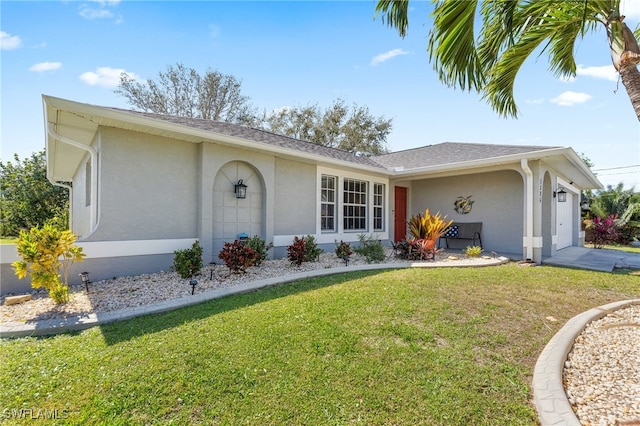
[563,304,640,426]
[1,250,491,324]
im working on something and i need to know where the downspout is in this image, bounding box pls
[46,123,98,234]
[521,159,534,261]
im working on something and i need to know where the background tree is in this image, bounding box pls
[0,151,69,236]
[259,99,392,156]
[375,0,640,120]
[115,63,256,123]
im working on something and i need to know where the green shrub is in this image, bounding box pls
[354,234,386,263]
[335,240,353,259]
[303,235,323,262]
[245,235,273,266]
[173,240,203,279]
[12,224,85,304]
[218,240,257,273]
[464,245,483,257]
[287,235,323,266]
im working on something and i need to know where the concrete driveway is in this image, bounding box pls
[542,246,640,272]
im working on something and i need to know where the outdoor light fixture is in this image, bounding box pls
[190,279,198,295]
[234,179,247,199]
[79,272,90,292]
[554,188,567,202]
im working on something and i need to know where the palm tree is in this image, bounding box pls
[375,0,640,120]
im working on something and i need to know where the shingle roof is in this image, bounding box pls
[110,108,385,169]
[371,142,561,170]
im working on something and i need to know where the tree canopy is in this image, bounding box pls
[375,0,640,120]
[259,99,392,156]
[116,64,392,156]
[0,151,68,236]
[115,63,255,123]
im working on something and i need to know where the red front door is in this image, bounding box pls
[394,186,407,242]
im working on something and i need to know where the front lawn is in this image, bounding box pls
[0,264,637,425]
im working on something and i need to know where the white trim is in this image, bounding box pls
[1,239,197,264]
[77,239,196,258]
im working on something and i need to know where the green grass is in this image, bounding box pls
[0,237,16,245]
[600,244,640,254]
[1,264,638,425]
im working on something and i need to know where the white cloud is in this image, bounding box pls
[576,64,618,82]
[78,1,122,23]
[80,67,136,87]
[79,5,114,19]
[370,48,410,66]
[29,61,62,72]
[1,31,22,50]
[550,91,592,107]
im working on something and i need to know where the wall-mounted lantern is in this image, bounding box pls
[234,179,247,199]
[554,188,567,202]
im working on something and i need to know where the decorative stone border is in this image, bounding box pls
[532,299,640,426]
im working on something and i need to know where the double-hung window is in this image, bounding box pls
[373,183,384,231]
[343,178,367,231]
[321,175,336,232]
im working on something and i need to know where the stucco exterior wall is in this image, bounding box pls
[273,158,317,236]
[408,170,524,254]
[86,127,199,242]
[71,154,93,238]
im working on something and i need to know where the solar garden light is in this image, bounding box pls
[190,279,198,295]
[79,271,90,292]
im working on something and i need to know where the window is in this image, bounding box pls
[321,175,336,231]
[343,178,367,231]
[373,183,384,231]
[85,160,91,207]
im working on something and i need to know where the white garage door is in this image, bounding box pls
[557,194,574,250]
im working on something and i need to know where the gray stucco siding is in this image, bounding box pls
[409,170,524,254]
[71,153,93,238]
[86,128,199,241]
[273,158,317,235]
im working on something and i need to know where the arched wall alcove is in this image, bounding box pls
[212,161,265,256]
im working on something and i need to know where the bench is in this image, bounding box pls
[439,222,482,249]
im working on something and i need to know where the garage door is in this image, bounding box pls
[557,194,574,250]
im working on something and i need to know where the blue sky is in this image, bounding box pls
[2,0,639,189]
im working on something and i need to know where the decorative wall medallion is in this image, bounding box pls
[454,195,474,215]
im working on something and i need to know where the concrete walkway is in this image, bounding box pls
[542,246,640,272]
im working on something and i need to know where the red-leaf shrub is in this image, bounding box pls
[218,240,258,273]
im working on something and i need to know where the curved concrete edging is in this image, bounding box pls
[0,257,510,338]
[532,299,640,426]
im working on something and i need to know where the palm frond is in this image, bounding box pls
[375,0,411,38]
[428,0,484,91]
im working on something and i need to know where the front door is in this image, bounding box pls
[394,186,407,242]
[557,194,574,249]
